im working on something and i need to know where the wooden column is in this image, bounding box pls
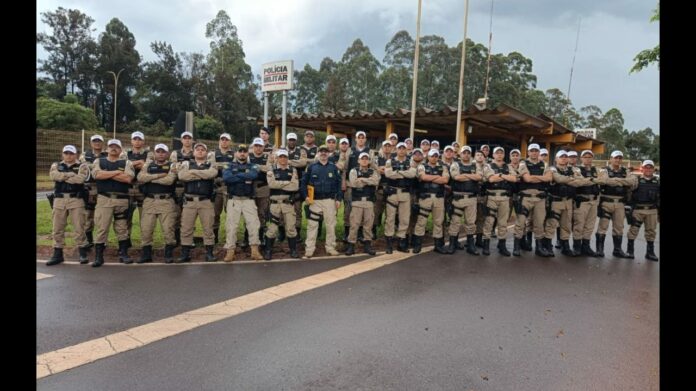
[275,125,281,147]
[457,118,467,146]
[520,136,528,158]
[385,120,395,140]
[326,123,334,135]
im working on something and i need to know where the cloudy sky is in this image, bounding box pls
[36,0,660,133]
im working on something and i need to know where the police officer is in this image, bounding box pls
[441,145,456,235]
[481,147,517,256]
[301,144,342,258]
[170,131,195,245]
[222,144,263,262]
[480,144,493,164]
[177,142,218,263]
[265,149,300,259]
[91,139,136,267]
[474,150,489,247]
[285,133,308,238]
[384,142,417,253]
[567,150,579,167]
[406,148,425,247]
[323,135,341,163]
[259,126,274,154]
[404,138,414,156]
[372,140,393,239]
[626,160,659,261]
[387,133,399,150]
[47,145,91,265]
[302,130,319,162]
[340,130,373,242]
[346,152,381,255]
[209,133,235,244]
[539,148,550,168]
[447,145,482,255]
[121,131,154,248]
[137,144,178,263]
[336,137,352,241]
[596,150,638,258]
[80,134,108,247]
[514,143,552,257]
[413,149,450,254]
[554,149,578,249]
[249,137,273,247]
[572,150,602,256]
[420,139,431,156]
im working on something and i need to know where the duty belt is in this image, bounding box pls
[98,192,129,199]
[184,195,210,202]
[314,193,334,200]
[486,190,510,197]
[452,192,476,200]
[146,194,173,199]
[634,204,657,210]
[231,195,252,200]
[520,191,546,199]
[419,193,444,199]
[575,194,598,202]
[549,194,572,202]
[271,198,293,204]
[54,193,81,198]
[600,196,624,203]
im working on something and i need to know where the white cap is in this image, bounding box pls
[461,146,472,152]
[131,131,144,140]
[286,132,298,140]
[404,138,413,143]
[62,145,77,154]
[396,142,406,149]
[444,145,455,152]
[567,150,578,157]
[510,149,521,155]
[581,149,594,157]
[413,148,423,154]
[107,139,122,148]
[382,140,391,147]
[154,143,169,152]
[252,137,264,146]
[359,152,370,159]
[555,150,568,158]
[493,146,505,153]
[388,133,398,140]
[480,144,490,150]
[428,149,440,157]
[420,139,430,145]
[431,140,440,146]
[219,133,231,140]
[540,148,549,155]
[181,131,193,138]
[641,159,655,167]
[276,149,289,157]
[610,150,624,158]
[527,143,540,151]
[326,135,337,142]
[356,131,366,137]
[90,134,104,142]
[304,130,315,136]
[339,137,350,145]
[194,142,208,150]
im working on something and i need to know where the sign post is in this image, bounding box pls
[574,128,597,139]
[262,60,294,145]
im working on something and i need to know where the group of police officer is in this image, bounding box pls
[46,127,660,267]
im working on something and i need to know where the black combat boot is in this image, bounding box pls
[343,226,350,242]
[363,241,376,255]
[258,228,266,251]
[543,238,555,257]
[126,237,133,249]
[214,228,219,245]
[372,225,378,242]
[92,243,105,267]
[205,245,216,262]
[595,234,606,257]
[137,245,153,264]
[397,237,410,253]
[535,239,550,257]
[264,238,274,260]
[455,236,466,250]
[612,235,629,258]
[448,236,459,254]
[85,230,94,249]
[385,237,393,254]
[555,228,562,249]
[118,240,132,264]
[434,238,449,254]
[288,236,300,258]
[512,238,522,256]
[164,244,175,264]
[475,233,483,248]
[522,231,533,251]
[482,239,491,255]
[466,235,480,255]
[345,242,355,255]
[357,227,365,244]
[561,240,579,257]
[581,239,598,257]
[412,236,423,253]
[277,225,286,242]
[47,248,64,266]
[572,240,582,256]
[79,246,90,264]
[646,241,659,262]
[626,239,635,259]
[497,239,511,256]
[176,245,192,263]
[175,228,181,247]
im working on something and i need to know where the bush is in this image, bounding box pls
[194,115,225,140]
[36,97,98,131]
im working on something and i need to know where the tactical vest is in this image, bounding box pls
[386,158,412,189]
[306,162,340,197]
[263,143,274,155]
[249,153,269,186]
[141,162,176,195]
[302,145,318,161]
[287,147,305,178]
[175,149,194,162]
[270,166,297,196]
[487,163,512,191]
[632,176,659,205]
[214,148,235,178]
[184,161,214,196]
[226,162,256,197]
[549,166,576,198]
[377,155,388,185]
[348,146,370,173]
[451,162,480,194]
[351,168,377,202]
[54,162,84,194]
[418,163,445,197]
[83,150,107,163]
[601,167,628,197]
[519,160,548,192]
[328,151,340,165]
[96,158,130,194]
[576,166,600,195]
[127,148,150,176]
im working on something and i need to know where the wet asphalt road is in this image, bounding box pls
[37,239,659,390]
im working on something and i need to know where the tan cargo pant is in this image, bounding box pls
[627,207,658,241]
[266,198,297,239]
[52,196,87,248]
[572,197,599,240]
[597,197,625,237]
[83,184,98,232]
[305,198,338,254]
[448,195,477,236]
[140,196,177,246]
[126,185,145,238]
[406,192,419,237]
[483,195,511,239]
[384,188,411,238]
[373,186,385,228]
[213,185,228,232]
[224,197,261,250]
[544,198,573,240]
[255,184,270,230]
[181,196,215,246]
[415,195,445,238]
[514,193,546,239]
[348,199,374,243]
[94,195,130,244]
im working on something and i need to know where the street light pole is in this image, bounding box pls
[107,68,125,139]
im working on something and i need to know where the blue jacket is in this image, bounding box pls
[301,161,343,201]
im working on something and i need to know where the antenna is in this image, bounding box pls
[483,0,495,101]
[567,17,582,101]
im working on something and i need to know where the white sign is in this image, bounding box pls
[262,60,294,92]
[574,128,597,139]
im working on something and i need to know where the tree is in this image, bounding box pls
[36,97,98,130]
[544,88,582,129]
[293,63,325,113]
[596,108,627,157]
[194,115,225,140]
[625,127,658,161]
[338,39,382,111]
[630,3,660,73]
